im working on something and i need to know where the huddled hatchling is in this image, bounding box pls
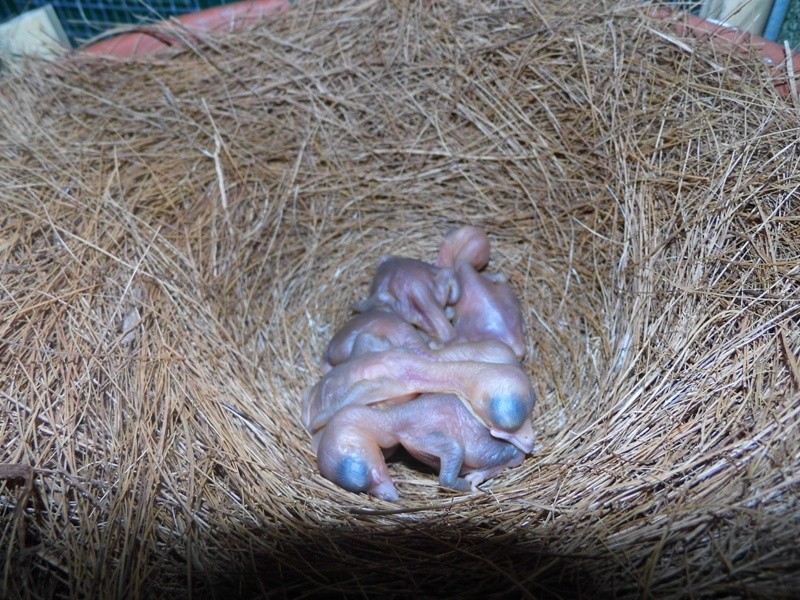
[302,226,535,501]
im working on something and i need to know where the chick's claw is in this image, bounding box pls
[464,449,525,489]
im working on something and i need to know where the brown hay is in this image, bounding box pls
[1,0,799,597]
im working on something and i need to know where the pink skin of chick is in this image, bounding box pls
[435,226,491,271]
[354,256,460,344]
[314,393,526,501]
[322,302,520,373]
[320,306,433,374]
[435,226,527,360]
[303,347,536,454]
[426,338,519,365]
[450,261,527,361]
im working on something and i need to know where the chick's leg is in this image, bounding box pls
[407,432,470,492]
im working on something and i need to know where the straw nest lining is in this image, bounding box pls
[1,0,799,597]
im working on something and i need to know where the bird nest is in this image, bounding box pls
[1,0,798,597]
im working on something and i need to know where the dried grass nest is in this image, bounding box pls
[1,0,799,598]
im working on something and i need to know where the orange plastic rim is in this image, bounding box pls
[653,7,800,97]
[81,0,291,57]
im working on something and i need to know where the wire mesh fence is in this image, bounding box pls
[1,1,797,51]
[0,0,232,46]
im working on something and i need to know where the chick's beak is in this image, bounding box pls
[491,418,535,454]
[371,479,400,502]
